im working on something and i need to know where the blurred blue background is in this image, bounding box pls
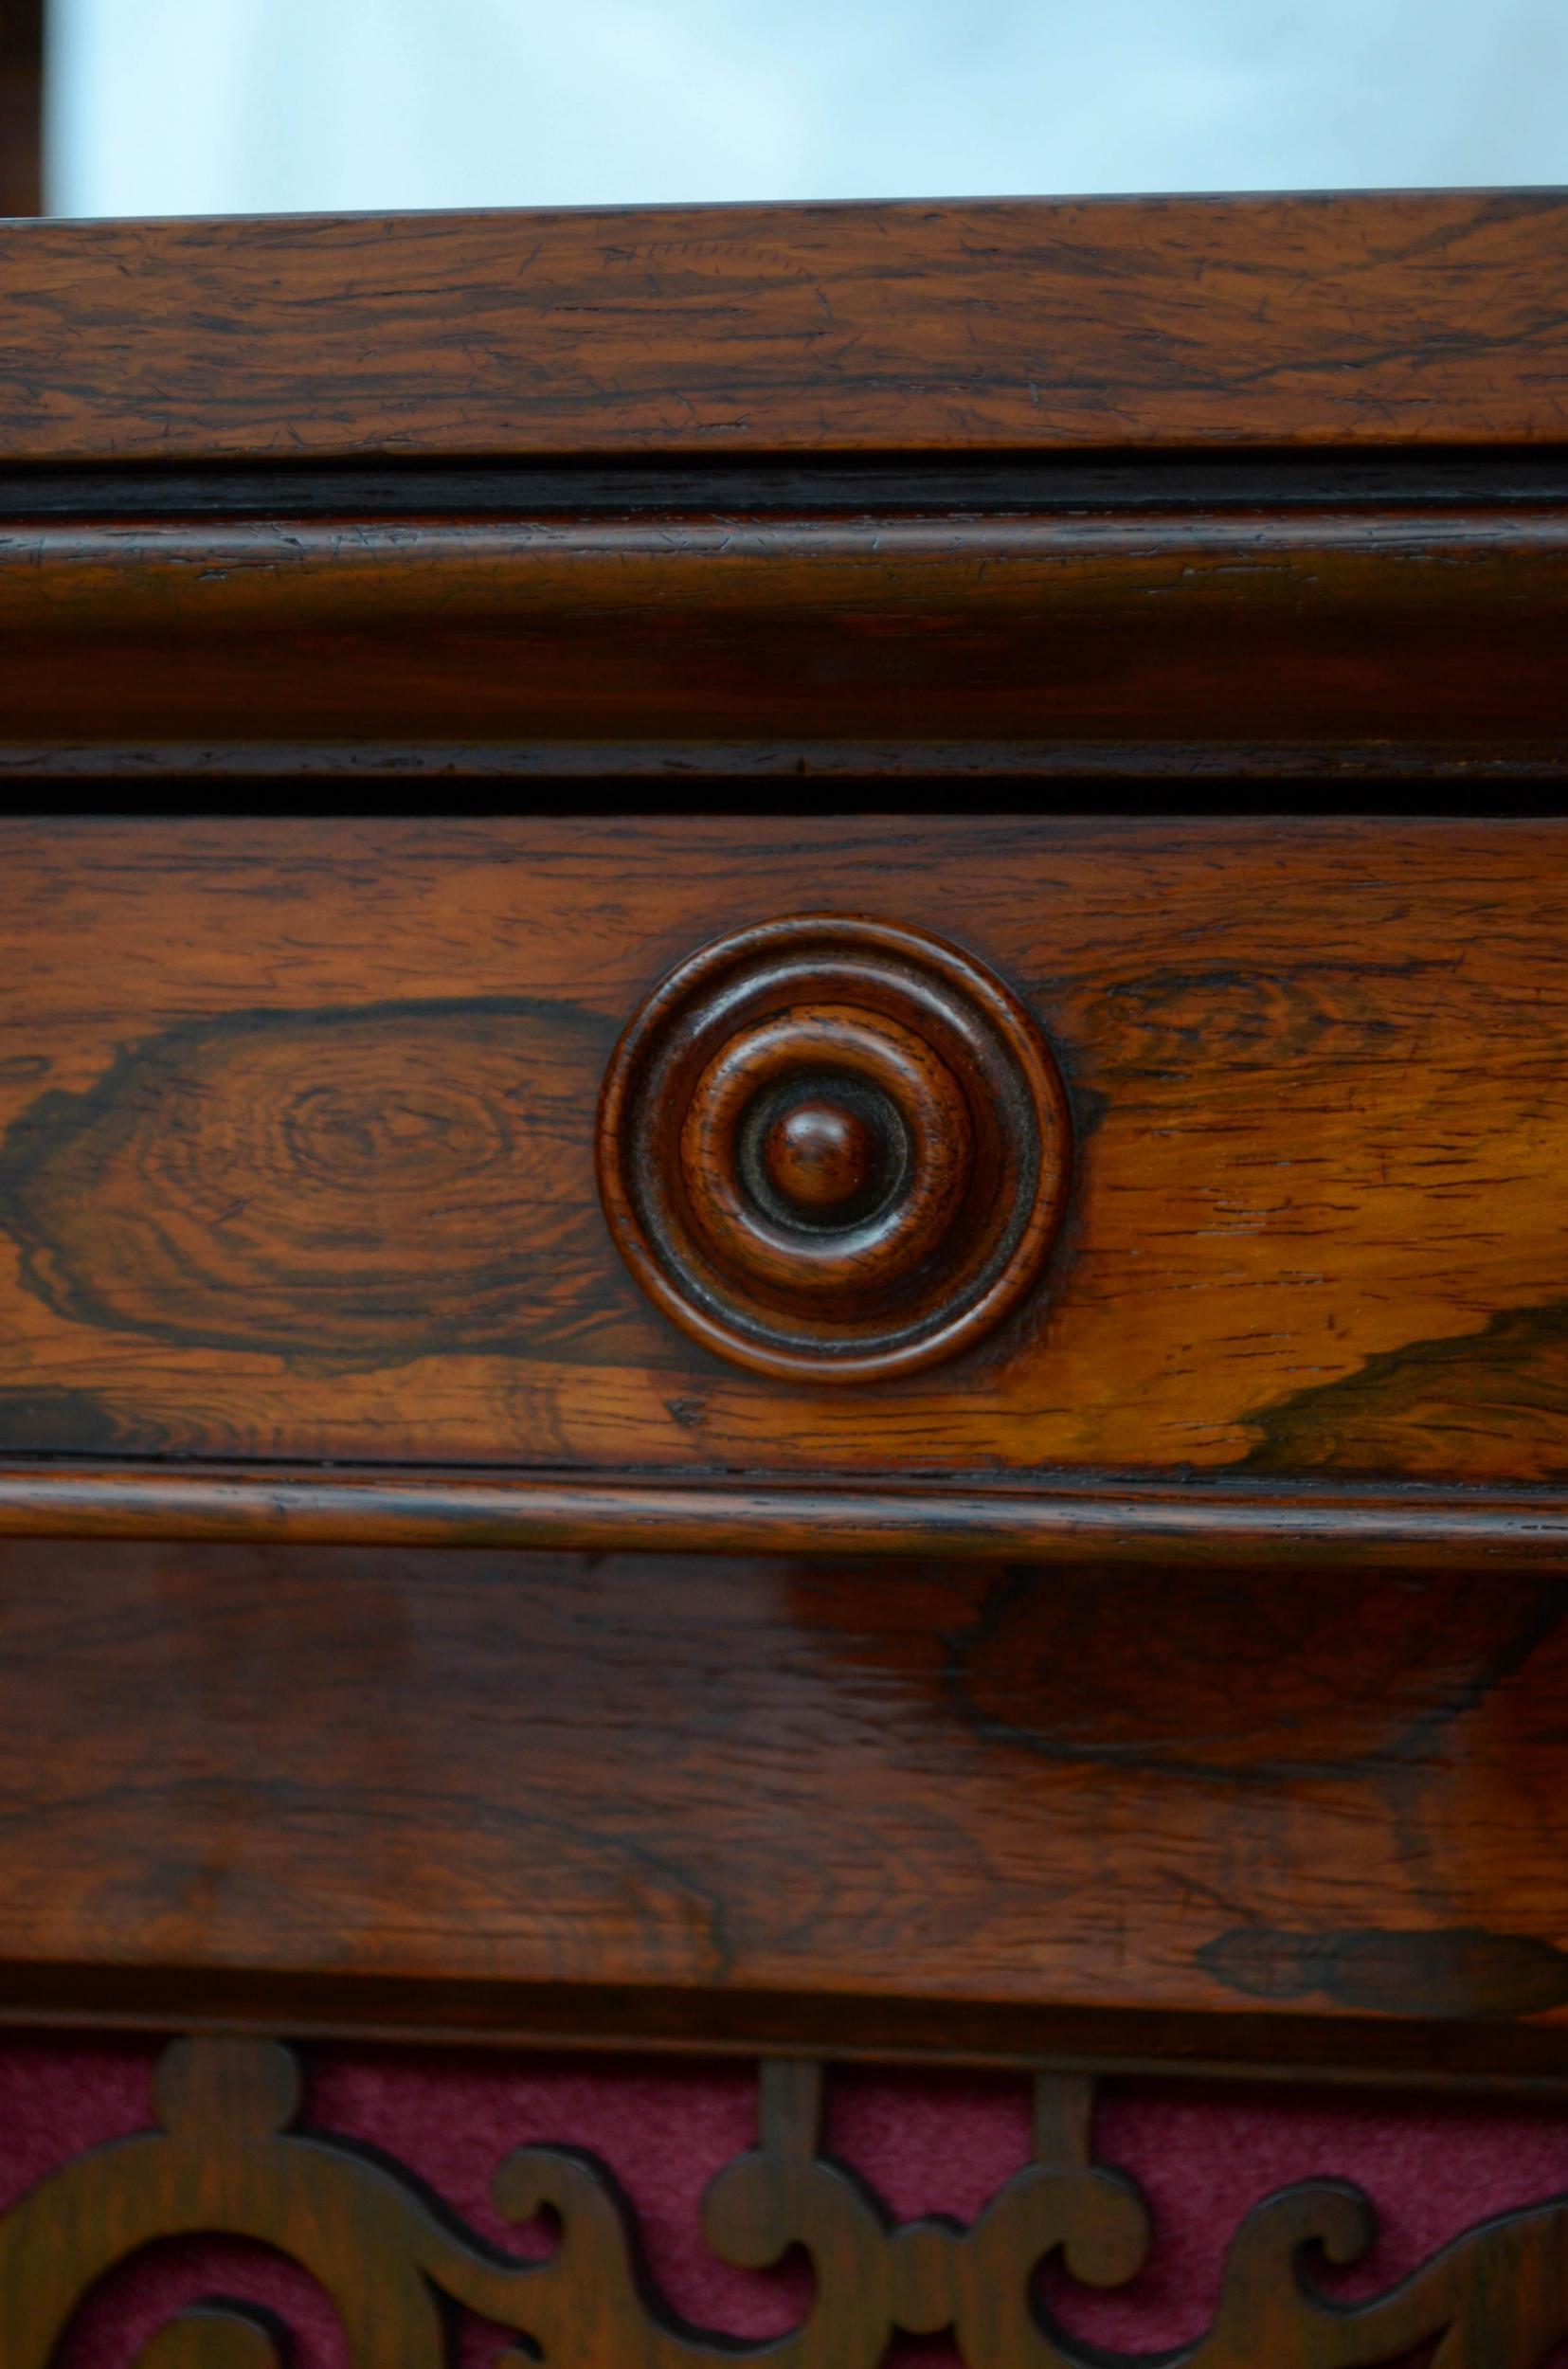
[47,0,1568,217]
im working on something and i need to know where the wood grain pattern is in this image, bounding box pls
[597,914,1072,1381]
[0,999,606,1364]
[0,500,1563,771]
[3,185,1565,2140]
[4,1537,1568,2077]
[2,813,1567,1483]
[6,1465,1568,1572]
[9,2037,1568,2367]
[2,192,1568,461]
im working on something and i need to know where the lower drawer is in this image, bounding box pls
[0,811,1564,1485]
[0,1535,1564,2077]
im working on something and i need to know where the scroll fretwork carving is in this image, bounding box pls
[2,2037,1567,2366]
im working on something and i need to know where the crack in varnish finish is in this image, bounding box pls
[9,2036,1568,2367]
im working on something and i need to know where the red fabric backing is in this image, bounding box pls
[2,2038,1566,2364]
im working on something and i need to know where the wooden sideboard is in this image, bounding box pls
[2,190,1568,2364]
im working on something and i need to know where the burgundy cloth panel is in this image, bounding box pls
[4,2038,1568,2364]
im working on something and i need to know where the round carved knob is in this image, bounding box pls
[759,1094,882,1217]
[596,914,1072,1383]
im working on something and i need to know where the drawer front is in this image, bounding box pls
[0,811,1563,1486]
[2,1532,1565,2071]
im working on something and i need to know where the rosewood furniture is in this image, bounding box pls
[0,0,42,221]
[1,189,1568,2362]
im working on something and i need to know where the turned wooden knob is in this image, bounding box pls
[596,915,1072,1383]
[759,1095,882,1217]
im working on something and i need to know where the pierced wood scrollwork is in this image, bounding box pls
[5,2038,1568,2365]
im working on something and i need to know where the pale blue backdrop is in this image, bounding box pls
[47,0,1568,217]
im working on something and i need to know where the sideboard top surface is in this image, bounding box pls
[0,190,1566,463]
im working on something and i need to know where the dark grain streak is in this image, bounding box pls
[1199,1927,1568,2020]
[1243,1300,1568,1481]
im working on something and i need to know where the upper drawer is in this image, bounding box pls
[0,812,1562,1487]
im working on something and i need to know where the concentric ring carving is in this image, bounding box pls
[597,915,1071,1382]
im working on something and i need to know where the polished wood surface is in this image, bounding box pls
[7,1464,1568,1572]
[0,485,1564,774]
[2,814,1566,1483]
[1,188,1565,2148]
[2,193,1567,461]
[596,914,1072,1383]
[4,1536,1568,2080]
[11,2037,1568,2367]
